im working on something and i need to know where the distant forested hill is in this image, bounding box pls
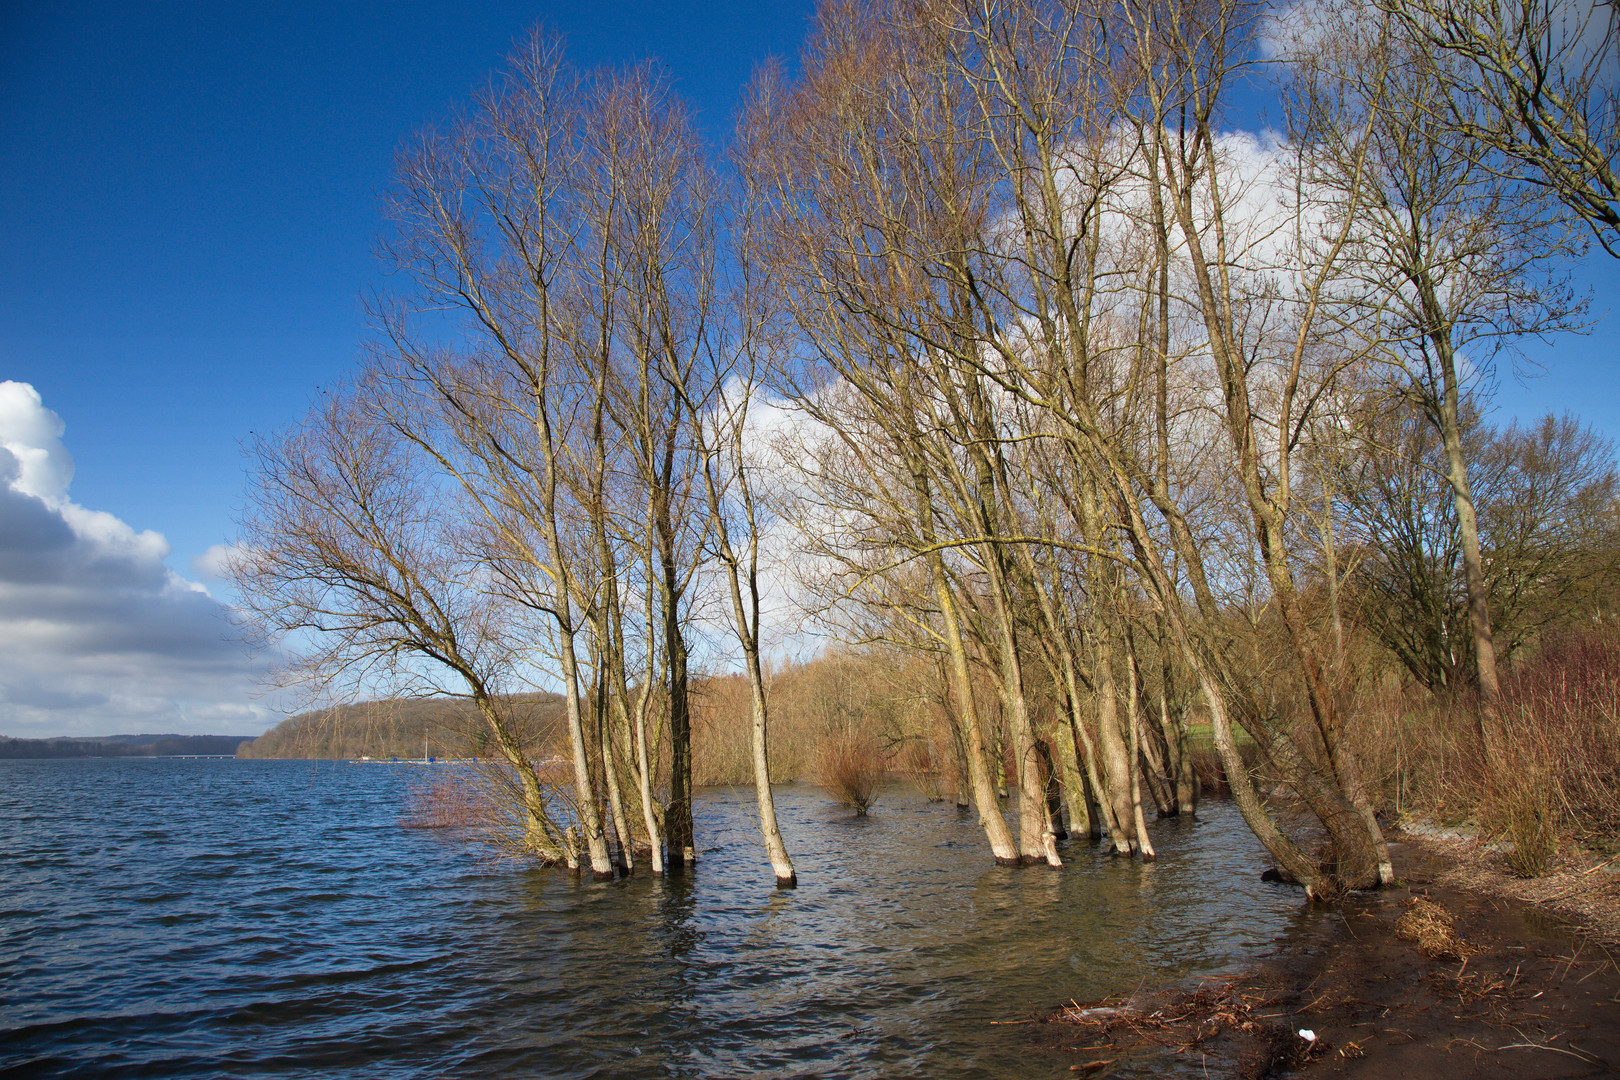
[0,734,255,758]
[236,694,566,760]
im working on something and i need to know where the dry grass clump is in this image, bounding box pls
[1394,896,1476,960]
[816,728,885,815]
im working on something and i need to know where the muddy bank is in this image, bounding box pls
[1044,830,1620,1078]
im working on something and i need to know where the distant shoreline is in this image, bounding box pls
[0,734,256,759]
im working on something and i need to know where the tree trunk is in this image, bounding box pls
[1037,740,1067,840]
[987,578,1058,864]
[1090,638,1137,856]
[931,553,1020,864]
[747,653,797,887]
[938,654,972,810]
[596,673,633,875]
[1200,676,1326,896]
[1433,316,1504,735]
[1051,721,1094,843]
[658,536,695,869]
[1126,645,1156,861]
[558,626,615,879]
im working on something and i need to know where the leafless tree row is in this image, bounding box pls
[234,0,1616,896]
[236,36,799,882]
[738,0,1608,896]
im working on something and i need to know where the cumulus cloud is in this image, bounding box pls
[0,381,273,737]
[191,542,247,582]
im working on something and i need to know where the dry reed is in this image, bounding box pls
[1393,896,1475,960]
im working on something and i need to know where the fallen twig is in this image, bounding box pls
[1497,1041,1604,1064]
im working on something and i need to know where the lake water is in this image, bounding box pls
[0,759,1317,1078]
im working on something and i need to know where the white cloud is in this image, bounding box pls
[0,381,274,737]
[191,542,246,582]
[0,381,74,502]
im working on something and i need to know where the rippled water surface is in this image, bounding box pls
[0,759,1317,1078]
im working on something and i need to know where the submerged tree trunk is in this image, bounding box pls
[746,659,797,887]
[937,653,972,810]
[929,546,1020,864]
[987,587,1058,865]
[595,673,632,875]
[658,531,695,869]
[558,623,615,879]
[1037,740,1067,841]
[1125,644,1156,861]
[1051,721,1094,843]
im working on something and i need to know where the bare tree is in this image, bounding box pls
[233,389,573,864]
[1280,0,1584,732]
[1380,0,1620,255]
[1342,403,1620,690]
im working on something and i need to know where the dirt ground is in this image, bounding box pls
[1044,830,1620,1078]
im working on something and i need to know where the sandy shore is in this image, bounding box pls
[1043,827,1620,1078]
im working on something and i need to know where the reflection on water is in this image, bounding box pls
[0,760,1319,1078]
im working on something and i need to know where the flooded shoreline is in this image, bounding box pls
[1,759,1319,1078]
[1047,831,1620,1078]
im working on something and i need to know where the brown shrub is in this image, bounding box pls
[688,647,946,789]
[1488,765,1559,877]
[1496,631,1620,849]
[1189,737,1262,798]
[895,738,948,801]
[1345,628,1620,875]
[815,727,885,815]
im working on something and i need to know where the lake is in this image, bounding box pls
[0,758,1316,1078]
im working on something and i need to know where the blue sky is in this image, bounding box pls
[2,1,819,575]
[0,1,817,736]
[0,1,1613,736]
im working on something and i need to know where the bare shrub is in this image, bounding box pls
[816,728,885,815]
[1498,631,1620,847]
[688,648,942,789]
[1188,737,1262,798]
[895,738,947,801]
[402,772,492,829]
[1488,766,1559,877]
[690,674,756,787]
[1342,686,1473,824]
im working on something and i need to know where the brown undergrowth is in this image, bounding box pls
[1401,825,1620,948]
[1346,628,1620,878]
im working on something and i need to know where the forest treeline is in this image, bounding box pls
[231,0,1620,895]
[0,734,254,759]
[237,694,565,760]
